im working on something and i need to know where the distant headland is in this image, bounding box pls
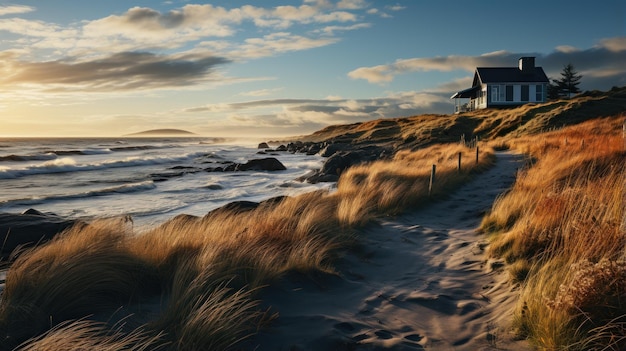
[125,129,197,137]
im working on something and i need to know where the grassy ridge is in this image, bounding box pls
[1,87,625,349]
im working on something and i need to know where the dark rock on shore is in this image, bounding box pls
[299,144,392,183]
[203,196,290,218]
[205,157,286,172]
[0,209,78,260]
[258,142,270,149]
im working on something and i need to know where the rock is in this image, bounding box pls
[236,158,287,171]
[0,210,78,260]
[276,144,287,152]
[204,158,286,172]
[320,142,351,157]
[258,142,270,149]
[299,145,391,183]
[204,201,260,218]
[203,196,290,219]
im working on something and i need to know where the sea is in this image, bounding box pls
[0,137,332,229]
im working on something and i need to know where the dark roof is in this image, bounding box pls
[450,86,479,99]
[475,67,549,84]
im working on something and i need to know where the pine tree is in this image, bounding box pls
[547,79,561,100]
[552,63,582,98]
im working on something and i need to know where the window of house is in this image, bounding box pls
[521,85,529,101]
[536,84,544,101]
[491,85,505,102]
[506,85,514,101]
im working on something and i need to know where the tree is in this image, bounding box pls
[547,79,561,100]
[552,63,583,99]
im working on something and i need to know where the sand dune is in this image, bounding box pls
[246,152,530,350]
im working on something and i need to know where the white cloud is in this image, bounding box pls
[315,22,370,35]
[387,5,406,11]
[555,45,580,53]
[240,88,283,97]
[234,32,339,59]
[0,5,35,16]
[599,37,626,52]
[337,0,368,10]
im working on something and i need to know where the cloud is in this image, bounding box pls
[0,51,230,92]
[233,32,339,59]
[348,36,626,92]
[0,18,78,38]
[182,91,453,129]
[315,23,371,35]
[0,1,376,94]
[0,5,35,16]
[337,0,368,10]
[240,88,283,97]
[387,5,406,11]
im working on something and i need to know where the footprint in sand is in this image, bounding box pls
[404,333,424,342]
[374,329,393,339]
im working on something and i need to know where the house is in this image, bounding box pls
[451,57,549,113]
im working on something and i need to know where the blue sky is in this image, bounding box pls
[0,0,624,137]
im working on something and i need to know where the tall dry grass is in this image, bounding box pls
[482,115,626,349]
[0,142,495,350]
[335,143,494,224]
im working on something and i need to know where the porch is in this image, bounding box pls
[450,86,480,114]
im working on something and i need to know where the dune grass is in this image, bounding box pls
[481,115,626,349]
[0,141,494,350]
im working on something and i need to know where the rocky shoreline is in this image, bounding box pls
[0,139,390,262]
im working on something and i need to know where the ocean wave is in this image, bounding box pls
[44,148,113,156]
[0,151,209,179]
[110,145,161,152]
[0,181,156,206]
[0,153,57,162]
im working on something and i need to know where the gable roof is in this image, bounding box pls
[474,67,549,85]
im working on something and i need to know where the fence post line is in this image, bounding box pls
[458,152,462,173]
[429,164,436,196]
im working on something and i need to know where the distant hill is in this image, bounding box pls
[126,129,197,137]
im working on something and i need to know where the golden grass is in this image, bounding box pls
[335,143,495,218]
[482,114,626,349]
[0,141,495,349]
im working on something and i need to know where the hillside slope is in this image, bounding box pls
[297,86,626,150]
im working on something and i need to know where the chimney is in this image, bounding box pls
[519,57,535,73]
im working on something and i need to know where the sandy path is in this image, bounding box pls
[247,151,530,350]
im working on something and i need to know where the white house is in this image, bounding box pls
[451,57,549,113]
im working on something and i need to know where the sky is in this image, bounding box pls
[0,0,624,138]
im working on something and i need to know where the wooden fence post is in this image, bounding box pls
[476,146,479,164]
[429,164,436,196]
[458,152,462,173]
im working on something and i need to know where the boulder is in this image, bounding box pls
[0,210,78,260]
[237,158,287,171]
[299,145,391,183]
[204,158,286,172]
[319,142,351,157]
[258,142,270,149]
